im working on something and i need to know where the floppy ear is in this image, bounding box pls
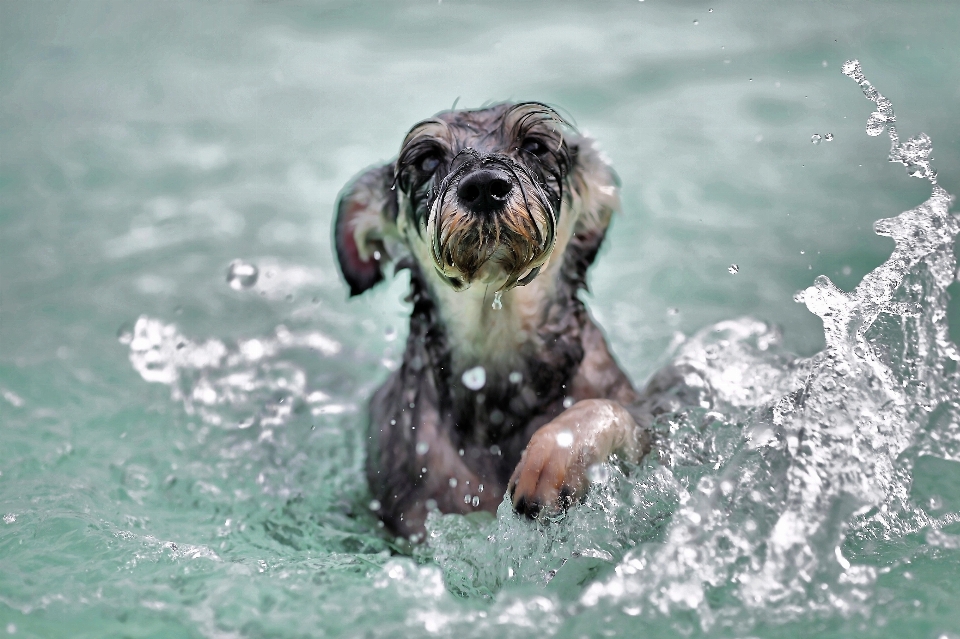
[567,135,621,234]
[334,163,398,296]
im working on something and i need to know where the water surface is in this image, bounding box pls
[2,2,960,637]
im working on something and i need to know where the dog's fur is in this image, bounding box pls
[335,103,666,540]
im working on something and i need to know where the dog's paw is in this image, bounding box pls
[508,422,589,520]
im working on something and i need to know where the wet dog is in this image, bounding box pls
[335,103,663,540]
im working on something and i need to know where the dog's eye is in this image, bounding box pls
[418,155,440,173]
[521,138,547,156]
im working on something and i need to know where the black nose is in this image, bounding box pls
[456,169,514,214]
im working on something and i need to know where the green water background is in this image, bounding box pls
[2,1,959,637]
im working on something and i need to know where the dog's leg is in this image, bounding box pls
[508,399,648,518]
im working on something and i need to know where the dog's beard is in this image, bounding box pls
[426,182,557,290]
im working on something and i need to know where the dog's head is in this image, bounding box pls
[334,102,619,296]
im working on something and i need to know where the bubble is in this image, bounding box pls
[811,134,822,145]
[3,514,15,524]
[728,264,740,274]
[822,60,828,67]
[257,559,267,573]
[492,291,503,310]
[384,326,397,341]
[369,499,381,511]
[226,260,259,290]
[416,441,430,455]
[555,430,574,448]
[461,366,486,390]
[448,477,458,488]
[563,397,575,409]
[6,624,16,635]
[824,133,834,141]
[508,371,523,384]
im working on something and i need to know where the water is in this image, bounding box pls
[2,2,960,638]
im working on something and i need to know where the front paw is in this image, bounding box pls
[508,423,588,520]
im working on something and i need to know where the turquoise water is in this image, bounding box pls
[2,2,960,637]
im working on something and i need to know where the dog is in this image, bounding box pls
[334,102,679,540]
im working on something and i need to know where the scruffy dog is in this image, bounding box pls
[335,103,669,540]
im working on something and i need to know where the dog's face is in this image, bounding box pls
[395,103,570,291]
[335,102,618,298]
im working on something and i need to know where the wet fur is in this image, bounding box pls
[336,103,661,539]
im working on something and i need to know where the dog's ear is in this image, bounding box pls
[334,163,399,296]
[568,135,621,234]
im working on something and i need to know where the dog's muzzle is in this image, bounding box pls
[426,155,558,291]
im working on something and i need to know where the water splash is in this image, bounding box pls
[842,59,939,184]
[492,290,503,310]
[127,316,347,427]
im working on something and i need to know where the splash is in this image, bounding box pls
[126,316,348,428]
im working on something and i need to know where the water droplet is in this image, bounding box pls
[708,8,713,12]
[449,477,458,488]
[824,133,834,141]
[587,464,610,483]
[693,20,699,25]
[368,499,381,511]
[471,496,480,507]
[226,260,258,290]
[257,559,267,573]
[492,290,503,310]
[416,441,430,455]
[384,326,397,341]
[728,264,740,274]
[866,112,887,136]
[508,371,523,384]
[821,60,828,68]
[117,323,134,345]
[461,365,486,390]
[555,430,574,448]
[841,59,861,78]
[811,134,822,145]
[562,397,575,409]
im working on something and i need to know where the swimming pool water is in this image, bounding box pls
[2,2,960,637]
